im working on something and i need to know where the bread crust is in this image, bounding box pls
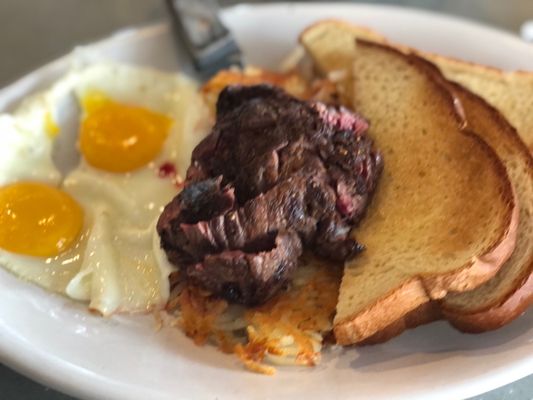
[356,270,532,344]
[359,301,441,345]
[335,280,435,345]
[356,267,532,343]
[441,82,533,314]
[331,40,519,345]
[445,273,533,332]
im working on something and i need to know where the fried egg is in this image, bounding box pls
[0,62,210,315]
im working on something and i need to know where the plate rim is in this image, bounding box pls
[232,1,533,51]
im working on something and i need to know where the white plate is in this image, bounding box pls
[0,3,532,400]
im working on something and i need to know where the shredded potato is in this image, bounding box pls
[164,255,341,374]
[175,286,228,346]
[242,256,341,369]
[201,66,338,112]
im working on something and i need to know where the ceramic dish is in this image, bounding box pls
[0,3,532,400]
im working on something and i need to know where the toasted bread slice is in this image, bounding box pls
[321,39,517,345]
[300,20,532,341]
[362,75,533,345]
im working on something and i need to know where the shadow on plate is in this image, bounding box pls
[332,311,533,373]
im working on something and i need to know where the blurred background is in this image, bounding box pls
[0,1,531,399]
[1,0,533,87]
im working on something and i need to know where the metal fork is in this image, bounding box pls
[166,0,243,76]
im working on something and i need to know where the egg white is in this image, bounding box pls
[0,87,71,293]
[0,62,210,316]
[0,109,59,186]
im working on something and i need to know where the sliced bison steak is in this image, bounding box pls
[157,85,382,305]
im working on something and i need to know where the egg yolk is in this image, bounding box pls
[0,182,83,257]
[79,93,173,173]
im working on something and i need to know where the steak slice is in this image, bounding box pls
[187,230,302,305]
[157,85,382,305]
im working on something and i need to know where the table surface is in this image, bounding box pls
[0,1,531,399]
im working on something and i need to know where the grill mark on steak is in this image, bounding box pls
[157,85,382,305]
